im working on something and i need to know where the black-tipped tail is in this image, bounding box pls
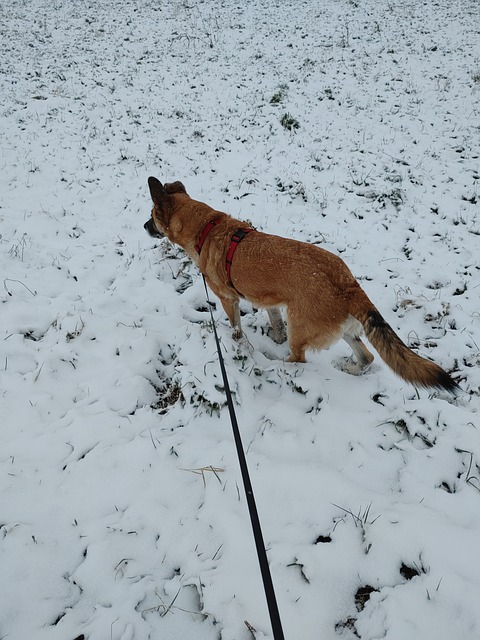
[362,309,459,394]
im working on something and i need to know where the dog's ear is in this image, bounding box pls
[148,176,171,206]
[164,181,187,195]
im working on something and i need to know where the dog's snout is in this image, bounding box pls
[144,218,163,238]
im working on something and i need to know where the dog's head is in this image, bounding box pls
[144,177,188,241]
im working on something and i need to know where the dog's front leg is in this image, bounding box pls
[267,307,287,344]
[219,296,243,340]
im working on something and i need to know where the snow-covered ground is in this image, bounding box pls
[1,0,480,638]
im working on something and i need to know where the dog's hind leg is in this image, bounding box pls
[267,307,287,344]
[343,333,374,374]
[286,307,333,363]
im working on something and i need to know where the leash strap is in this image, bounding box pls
[202,276,286,640]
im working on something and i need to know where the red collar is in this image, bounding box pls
[195,218,220,254]
[195,219,253,293]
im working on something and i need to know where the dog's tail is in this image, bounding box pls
[352,296,459,393]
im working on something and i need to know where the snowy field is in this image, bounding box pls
[1,0,480,638]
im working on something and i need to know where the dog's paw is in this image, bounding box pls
[232,328,243,341]
[333,356,372,376]
[266,326,287,344]
[272,330,287,345]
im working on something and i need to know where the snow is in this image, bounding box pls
[1,0,480,638]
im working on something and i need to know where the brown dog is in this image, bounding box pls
[145,177,458,393]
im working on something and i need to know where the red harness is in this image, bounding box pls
[195,218,254,291]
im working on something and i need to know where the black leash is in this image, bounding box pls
[202,276,286,640]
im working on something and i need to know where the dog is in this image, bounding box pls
[145,176,458,393]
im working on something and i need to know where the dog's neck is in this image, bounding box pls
[195,217,222,254]
[183,207,231,261]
